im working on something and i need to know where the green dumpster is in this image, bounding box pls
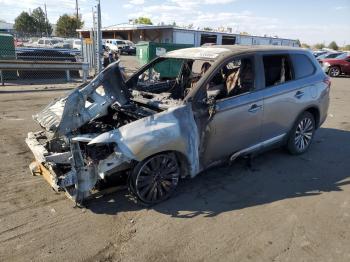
[0,33,17,80]
[136,42,193,78]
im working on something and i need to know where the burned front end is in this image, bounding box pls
[26,61,200,204]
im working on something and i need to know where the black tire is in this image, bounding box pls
[129,153,180,206]
[287,111,315,155]
[328,66,341,77]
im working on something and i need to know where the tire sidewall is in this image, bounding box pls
[287,111,315,155]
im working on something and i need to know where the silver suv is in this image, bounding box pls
[26,46,330,205]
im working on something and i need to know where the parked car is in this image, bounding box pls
[316,52,344,60]
[33,38,61,48]
[26,46,330,205]
[16,47,79,78]
[120,40,136,55]
[320,54,350,77]
[313,50,328,58]
[103,39,126,52]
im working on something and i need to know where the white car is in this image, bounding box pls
[72,39,82,50]
[103,39,126,52]
[34,38,60,48]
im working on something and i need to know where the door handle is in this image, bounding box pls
[248,104,262,113]
[295,91,305,99]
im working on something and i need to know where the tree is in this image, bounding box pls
[313,43,325,50]
[134,17,153,25]
[32,7,52,36]
[56,14,84,37]
[328,41,339,50]
[203,27,213,31]
[296,39,301,47]
[14,11,36,36]
[301,43,310,49]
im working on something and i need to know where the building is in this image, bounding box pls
[78,23,299,47]
[0,21,14,34]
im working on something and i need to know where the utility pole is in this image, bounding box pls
[75,0,79,37]
[44,3,49,37]
[93,0,102,73]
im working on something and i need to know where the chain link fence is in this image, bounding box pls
[0,33,89,85]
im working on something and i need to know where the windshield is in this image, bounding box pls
[335,53,348,59]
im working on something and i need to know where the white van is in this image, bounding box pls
[103,39,126,52]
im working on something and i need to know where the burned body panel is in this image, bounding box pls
[34,62,129,136]
[89,104,200,176]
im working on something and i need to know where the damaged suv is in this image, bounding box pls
[26,46,330,205]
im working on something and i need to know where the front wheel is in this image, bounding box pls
[329,66,341,77]
[287,111,315,155]
[129,153,180,205]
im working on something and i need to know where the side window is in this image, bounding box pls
[263,55,293,87]
[207,56,254,99]
[290,54,315,79]
[38,40,44,44]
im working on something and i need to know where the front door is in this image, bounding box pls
[202,92,264,166]
[199,55,264,166]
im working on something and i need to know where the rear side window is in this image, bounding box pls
[263,55,293,87]
[290,54,315,79]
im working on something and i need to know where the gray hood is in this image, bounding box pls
[33,62,129,136]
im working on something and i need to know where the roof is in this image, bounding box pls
[77,23,297,42]
[164,45,304,60]
[77,23,174,32]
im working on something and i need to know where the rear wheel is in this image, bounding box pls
[287,111,315,155]
[129,153,180,205]
[329,66,341,77]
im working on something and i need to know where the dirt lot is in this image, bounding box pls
[0,58,349,261]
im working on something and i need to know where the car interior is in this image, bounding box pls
[263,55,293,87]
[127,57,256,102]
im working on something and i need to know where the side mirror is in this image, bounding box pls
[206,89,221,100]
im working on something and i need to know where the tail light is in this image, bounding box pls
[323,76,331,89]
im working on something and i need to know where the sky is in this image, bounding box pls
[0,0,349,45]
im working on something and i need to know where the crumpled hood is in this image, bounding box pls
[33,62,129,136]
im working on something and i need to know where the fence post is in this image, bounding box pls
[0,70,4,86]
[82,63,88,82]
[65,69,71,82]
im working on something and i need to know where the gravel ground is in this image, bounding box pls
[0,58,349,262]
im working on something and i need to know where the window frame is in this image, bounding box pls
[199,54,257,102]
[261,53,295,89]
[290,53,316,80]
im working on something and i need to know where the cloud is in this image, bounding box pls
[129,0,145,4]
[334,6,348,10]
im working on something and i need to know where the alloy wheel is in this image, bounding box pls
[329,67,340,77]
[134,154,180,204]
[294,117,314,151]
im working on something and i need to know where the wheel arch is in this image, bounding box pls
[130,150,192,179]
[304,106,320,129]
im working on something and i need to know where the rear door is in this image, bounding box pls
[259,52,316,142]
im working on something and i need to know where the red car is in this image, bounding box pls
[320,54,350,77]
